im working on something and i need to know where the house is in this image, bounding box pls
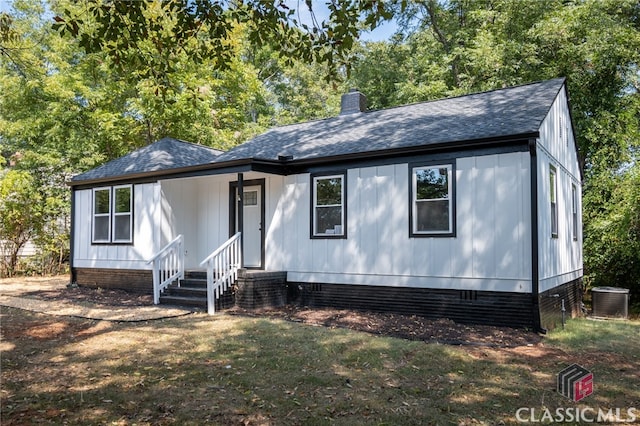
[69,78,583,331]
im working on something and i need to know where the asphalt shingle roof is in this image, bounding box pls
[214,78,565,163]
[71,137,223,183]
[71,78,565,184]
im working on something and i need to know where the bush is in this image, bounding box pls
[584,166,640,303]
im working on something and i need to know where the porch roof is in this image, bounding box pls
[70,138,223,184]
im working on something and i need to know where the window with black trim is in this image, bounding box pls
[92,184,133,244]
[312,174,345,238]
[550,166,558,238]
[411,164,454,236]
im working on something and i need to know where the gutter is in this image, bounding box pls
[284,132,540,170]
[529,137,545,334]
[67,158,285,188]
[67,132,540,188]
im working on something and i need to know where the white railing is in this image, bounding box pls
[148,235,184,304]
[200,232,242,315]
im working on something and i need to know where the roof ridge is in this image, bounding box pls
[155,137,225,154]
[259,78,566,133]
[364,77,566,115]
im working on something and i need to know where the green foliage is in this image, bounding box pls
[251,46,341,125]
[53,0,394,91]
[584,165,640,302]
[0,151,70,277]
[0,168,41,277]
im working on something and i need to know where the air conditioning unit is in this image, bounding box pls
[591,287,629,319]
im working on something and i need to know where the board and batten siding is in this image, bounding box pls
[73,182,162,270]
[161,172,277,267]
[266,152,532,293]
[536,87,583,293]
[160,175,232,267]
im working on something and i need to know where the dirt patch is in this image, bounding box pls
[1,276,541,347]
[228,305,542,347]
[0,275,152,306]
[21,286,154,307]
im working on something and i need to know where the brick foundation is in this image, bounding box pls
[539,278,584,331]
[235,270,287,309]
[73,268,153,294]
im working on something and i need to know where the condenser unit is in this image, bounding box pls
[591,287,629,319]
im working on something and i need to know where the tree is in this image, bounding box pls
[0,168,41,277]
[53,0,394,92]
[0,0,279,276]
[250,46,342,125]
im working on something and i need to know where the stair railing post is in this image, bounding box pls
[200,232,241,316]
[207,259,215,315]
[179,237,185,281]
[147,234,184,305]
[152,259,160,305]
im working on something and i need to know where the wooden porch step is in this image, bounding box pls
[163,284,207,297]
[184,270,207,280]
[158,271,235,310]
[178,278,207,289]
[159,295,207,308]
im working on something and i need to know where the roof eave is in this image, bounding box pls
[284,132,540,168]
[68,132,539,187]
[67,158,285,187]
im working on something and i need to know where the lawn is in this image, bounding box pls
[1,307,638,425]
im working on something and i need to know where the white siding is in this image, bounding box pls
[268,152,532,293]
[74,149,549,296]
[162,172,279,268]
[161,175,238,267]
[537,87,583,292]
[73,182,161,269]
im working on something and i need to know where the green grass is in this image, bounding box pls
[1,309,639,425]
[545,317,640,352]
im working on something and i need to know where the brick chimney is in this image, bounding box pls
[340,89,367,115]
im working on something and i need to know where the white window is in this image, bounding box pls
[312,174,345,237]
[92,185,133,244]
[112,185,133,243]
[412,164,454,235]
[92,187,111,243]
[550,166,558,238]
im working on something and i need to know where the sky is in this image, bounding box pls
[286,1,398,41]
[0,0,398,41]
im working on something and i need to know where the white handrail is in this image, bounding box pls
[200,232,241,315]
[200,232,242,266]
[148,234,184,304]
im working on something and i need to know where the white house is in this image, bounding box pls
[69,78,583,331]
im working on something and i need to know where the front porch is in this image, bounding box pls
[158,268,287,312]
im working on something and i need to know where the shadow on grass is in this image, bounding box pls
[1,310,639,425]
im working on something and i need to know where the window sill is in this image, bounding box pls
[410,231,456,238]
[311,234,347,240]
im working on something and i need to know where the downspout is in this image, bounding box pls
[237,173,244,268]
[69,187,77,284]
[529,138,545,333]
